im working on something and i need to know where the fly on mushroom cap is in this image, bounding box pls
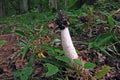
[55,10,70,30]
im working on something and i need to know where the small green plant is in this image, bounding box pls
[45,63,59,77]
[87,12,119,57]
[14,67,33,80]
[88,32,117,56]
[39,44,96,78]
[17,37,30,60]
[13,54,35,80]
[107,15,115,32]
[70,23,85,35]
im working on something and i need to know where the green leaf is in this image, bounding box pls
[39,58,74,70]
[95,19,106,24]
[55,56,71,63]
[94,33,114,47]
[73,59,82,66]
[40,44,56,56]
[107,16,115,32]
[68,0,78,8]
[15,29,25,37]
[46,63,59,77]
[54,48,64,54]
[75,24,85,32]
[100,47,112,57]
[18,40,27,46]
[13,67,33,80]
[28,54,35,67]
[100,11,109,16]
[88,42,94,50]
[20,75,29,80]
[0,40,6,47]
[13,71,21,77]
[84,62,96,69]
[22,45,29,60]
[94,65,111,79]
[47,47,56,56]
[21,67,33,76]
[88,33,114,48]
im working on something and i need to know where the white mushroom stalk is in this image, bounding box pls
[61,27,78,60]
[55,10,78,61]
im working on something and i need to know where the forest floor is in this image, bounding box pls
[0,1,120,80]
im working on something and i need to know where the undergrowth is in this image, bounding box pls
[0,1,120,79]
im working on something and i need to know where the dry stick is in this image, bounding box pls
[56,10,96,80]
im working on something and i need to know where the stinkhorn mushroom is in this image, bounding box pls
[55,10,78,61]
[55,10,96,80]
